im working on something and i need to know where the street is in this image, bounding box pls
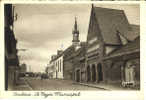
[25,77,105,91]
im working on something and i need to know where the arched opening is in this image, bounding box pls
[124,61,135,84]
[92,64,96,82]
[76,70,80,82]
[97,63,103,82]
[87,65,91,82]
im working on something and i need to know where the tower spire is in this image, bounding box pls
[74,16,77,31]
[72,16,80,46]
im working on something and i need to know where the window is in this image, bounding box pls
[58,60,59,72]
[60,59,61,72]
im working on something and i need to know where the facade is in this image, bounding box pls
[63,43,87,82]
[73,42,87,82]
[50,50,73,80]
[54,54,64,79]
[103,37,140,86]
[46,63,55,79]
[50,51,64,79]
[63,45,75,80]
[20,63,27,73]
[50,55,57,78]
[5,4,19,90]
[85,5,140,88]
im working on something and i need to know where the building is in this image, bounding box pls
[50,55,57,78]
[51,55,57,78]
[5,4,19,90]
[45,63,55,79]
[63,46,75,80]
[63,17,84,80]
[85,5,140,88]
[103,36,140,87]
[49,17,84,80]
[73,42,87,82]
[50,51,64,79]
[20,63,27,73]
[54,50,64,79]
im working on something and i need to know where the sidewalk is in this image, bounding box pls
[73,82,140,91]
[13,78,33,91]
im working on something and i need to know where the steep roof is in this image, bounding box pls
[63,45,75,60]
[93,6,139,45]
[104,36,140,60]
[63,42,87,61]
[128,24,140,41]
[73,42,87,57]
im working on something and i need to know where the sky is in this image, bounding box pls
[13,4,140,72]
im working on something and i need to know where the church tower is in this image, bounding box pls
[72,17,80,46]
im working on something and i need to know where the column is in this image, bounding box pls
[90,65,93,82]
[75,70,76,82]
[95,64,99,83]
[121,65,124,82]
[121,61,125,83]
[85,67,88,82]
[80,69,82,82]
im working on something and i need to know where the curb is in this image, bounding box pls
[24,79,33,90]
[73,82,110,90]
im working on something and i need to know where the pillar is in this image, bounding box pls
[80,69,82,82]
[85,66,88,82]
[121,61,125,83]
[95,64,99,83]
[86,67,88,82]
[74,70,76,81]
[90,65,93,82]
[121,66,124,82]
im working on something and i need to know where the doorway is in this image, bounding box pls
[76,70,80,82]
[92,64,96,82]
[87,65,91,82]
[97,63,103,82]
[125,61,135,83]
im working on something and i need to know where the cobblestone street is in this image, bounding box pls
[25,78,105,91]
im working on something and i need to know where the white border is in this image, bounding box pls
[0,1,145,100]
